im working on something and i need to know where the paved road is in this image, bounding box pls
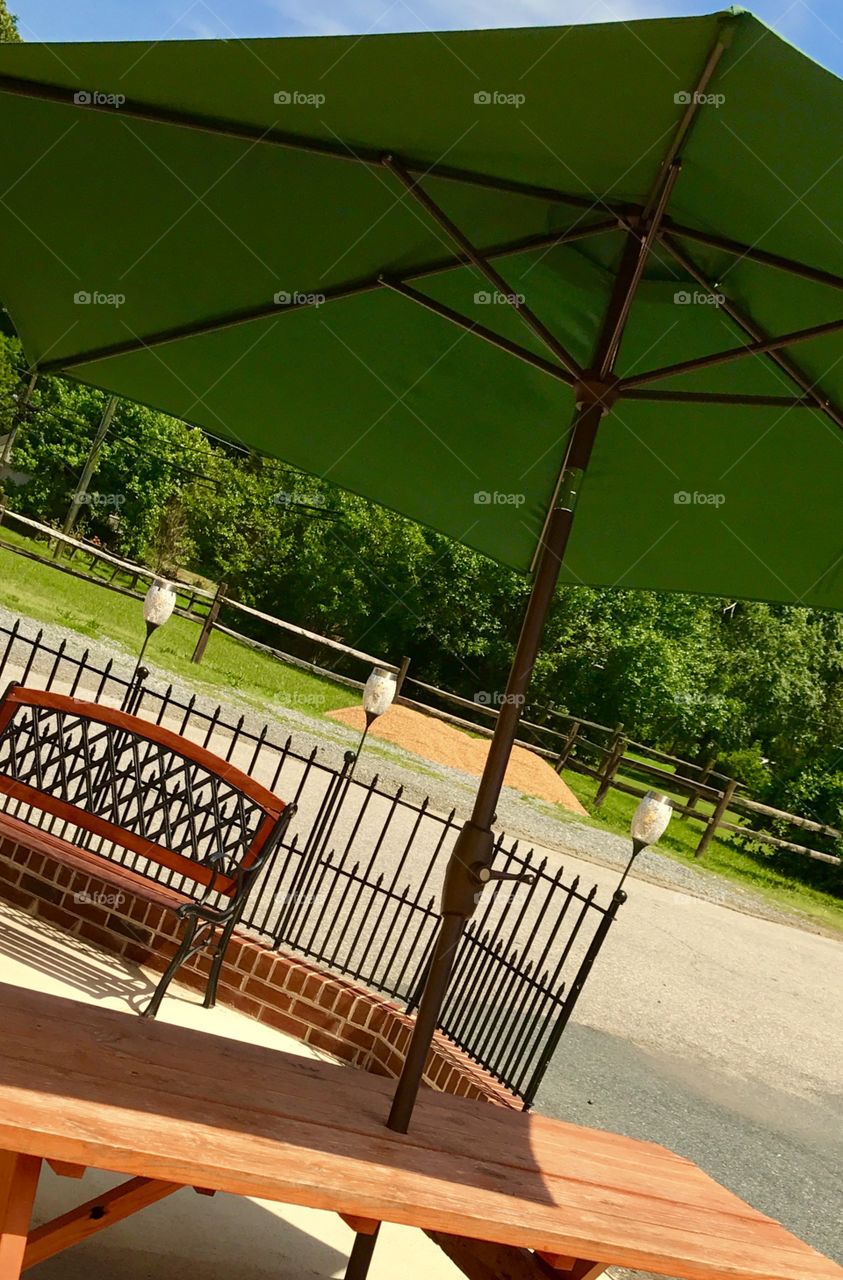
[529,859,843,1274]
[537,1024,842,1275]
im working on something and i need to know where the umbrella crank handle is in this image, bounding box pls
[471,863,536,887]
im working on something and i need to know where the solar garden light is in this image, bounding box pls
[349,666,397,773]
[306,666,400,882]
[619,790,672,890]
[134,579,177,676]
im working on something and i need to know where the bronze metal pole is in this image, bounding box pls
[385,491,589,1134]
[343,486,588,1280]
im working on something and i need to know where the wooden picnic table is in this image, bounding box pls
[0,982,840,1280]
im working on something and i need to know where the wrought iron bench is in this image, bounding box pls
[0,683,296,1018]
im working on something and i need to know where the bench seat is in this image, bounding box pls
[0,685,295,1016]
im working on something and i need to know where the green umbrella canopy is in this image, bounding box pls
[0,8,841,605]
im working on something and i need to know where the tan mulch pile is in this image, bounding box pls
[328,703,588,815]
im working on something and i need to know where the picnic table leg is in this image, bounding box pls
[344,1223,381,1279]
[0,1152,41,1280]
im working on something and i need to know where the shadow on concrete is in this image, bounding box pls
[28,1163,347,1280]
[0,908,157,1012]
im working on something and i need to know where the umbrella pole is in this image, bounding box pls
[342,515,572,1280]
[385,502,577,1127]
[346,95,684,1273]
[342,463,596,1280]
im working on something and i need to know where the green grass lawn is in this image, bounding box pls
[562,767,843,934]
[0,534,353,717]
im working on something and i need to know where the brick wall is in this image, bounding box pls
[0,833,517,1107]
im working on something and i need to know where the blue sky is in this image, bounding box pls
[9,1,843,77]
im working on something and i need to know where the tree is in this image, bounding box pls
[0,1,21,42]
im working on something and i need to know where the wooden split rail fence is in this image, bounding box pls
[550,714,842,868]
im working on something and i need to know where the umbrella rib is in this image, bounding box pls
[592,161,681,380]
[0,72,628,219]
[382,155,584,380]
[654,232,843,431]
[36,219,618,375]
[641,31,730,221]
[623,389,815,408]
[378,278,574,386]
[660,219,843,294]
[590,18,733,380]
[618,314,843,397]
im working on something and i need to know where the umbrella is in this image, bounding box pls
[0,12,841,1270]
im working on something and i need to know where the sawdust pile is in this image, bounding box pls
[328,703,587,814]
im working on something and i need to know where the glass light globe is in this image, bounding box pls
[363,667,397,719]
[630,791,672,846]
[143,581,176,628]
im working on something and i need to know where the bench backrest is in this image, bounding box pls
[0,684,289,897]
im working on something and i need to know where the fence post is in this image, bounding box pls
[682,754,715,821]
[695,777,737,859]
[594,724,625,807]
[555,717,581,772]
[520,887,626,1110]
[395,655,411,697]
[191,581,227,665]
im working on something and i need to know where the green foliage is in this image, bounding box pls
[715,747,771,795]
[0,0,20,42]
[0,338,214,559]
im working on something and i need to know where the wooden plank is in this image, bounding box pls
[0,988,840,1280]
[22,1176,180,1270]
[715,822,841,865]
[0,989,762,1221]
[0,1151,40,1280]
[339,1214,380,1235]
[4,1074,809,1280]
[45,1160,85,1179]
[0,990,800,1237]
[428,1232,559,1280]
[536,1254,606,1277]
[0,687,285,815]
[535,1253,577,1269]
[733,796,843,837]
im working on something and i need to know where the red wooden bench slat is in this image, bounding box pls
[0,810,198,909]
[0,687,287,892]
[0,687,285,814]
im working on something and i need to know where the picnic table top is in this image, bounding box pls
[0,981,840,1280]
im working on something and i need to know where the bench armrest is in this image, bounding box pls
[177,802,297,924]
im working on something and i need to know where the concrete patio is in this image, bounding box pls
[0,898,462,1280]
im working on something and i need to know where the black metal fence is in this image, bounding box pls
[0,618,622,1107]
